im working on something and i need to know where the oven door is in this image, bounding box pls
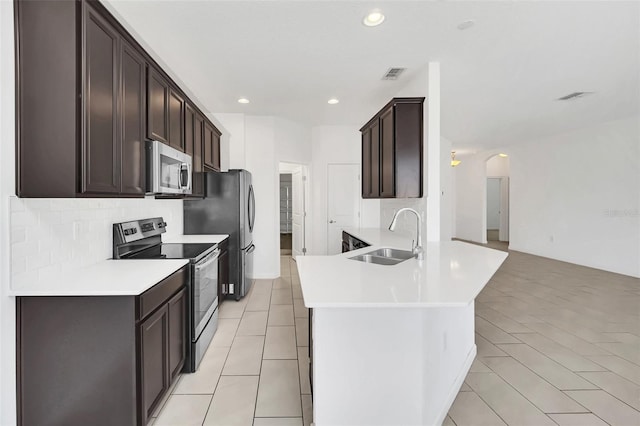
[193,248,219,339]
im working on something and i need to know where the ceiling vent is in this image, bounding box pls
[556,91,594,101]
[382,68,406,80]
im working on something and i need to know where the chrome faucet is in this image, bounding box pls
[388,208,424,260]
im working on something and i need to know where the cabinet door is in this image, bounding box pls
[184,103,195,157]
[193,114,205,197]
[168,288,187,381]
[139,305,169,426]
[379,107,395,198]
[120,41,146,195]
[212,130,221,171]
[361,124,379,198]
[82,4,120,194]
[203,121,214,170]
[168,89,185,151]
[147,68,169,143]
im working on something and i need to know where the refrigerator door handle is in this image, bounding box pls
[247,244,256,254]
[248,184,256,232]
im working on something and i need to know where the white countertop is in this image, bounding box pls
[10,259,189,296]
[296,228,508,308]
[164,234,229,244]
[10,234,228,297]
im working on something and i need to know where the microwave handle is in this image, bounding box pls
[179,162,191,190]
[185,162,192,190]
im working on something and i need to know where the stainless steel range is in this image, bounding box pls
[113,217,219,372]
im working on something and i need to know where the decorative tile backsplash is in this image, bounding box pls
[380,198,427,241]
[9,196,183,288]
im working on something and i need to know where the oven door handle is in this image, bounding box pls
[195,249,220,270]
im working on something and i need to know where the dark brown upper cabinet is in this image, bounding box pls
[120,41,147,196]
[16,0,147,197]
[184,103,204,198]
[147,67,169,144]
[203,121,222,172]
[148,67,185,152]
[82,6,120,195]
[168,89,185,151]
[16,0,219,198]
[360,97,425,199]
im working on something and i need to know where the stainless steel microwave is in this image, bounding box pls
[146,140,192,195]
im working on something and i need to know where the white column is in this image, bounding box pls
[0,1,17,424]
[426,62,441,242]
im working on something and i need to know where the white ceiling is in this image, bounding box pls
[105,0,640,151]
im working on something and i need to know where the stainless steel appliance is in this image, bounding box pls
[184,169,255,300]
[146,140,192,195]
[113,217,218,372]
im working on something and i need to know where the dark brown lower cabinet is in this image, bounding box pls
[167,288,187,381]
[17,267,188,426]
[140,304,170,423]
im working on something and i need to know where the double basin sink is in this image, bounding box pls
[349,248,415,266]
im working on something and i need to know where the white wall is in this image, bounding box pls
[242,116,312,277]
[510,117,640,277]
[455,117,640,278]
[214,113,246,170]
[453,152,489,244]
[310,125,380,255]
[486,155,510,177]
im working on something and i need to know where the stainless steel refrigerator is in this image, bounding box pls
[184,169,255,299]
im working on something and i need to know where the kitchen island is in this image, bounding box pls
[296,228,508,426]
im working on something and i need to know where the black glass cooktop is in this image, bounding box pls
[127,243,215,261]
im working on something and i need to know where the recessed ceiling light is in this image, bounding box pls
[237,98,250,104]
[457,20,475,30]
[498,153,508,158]
[363,10,385,27]
[328,98,340,105]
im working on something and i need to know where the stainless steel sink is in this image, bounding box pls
[366,248,415,260]
[349,248,415,266]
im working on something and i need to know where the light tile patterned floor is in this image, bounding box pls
[153,248,640,426]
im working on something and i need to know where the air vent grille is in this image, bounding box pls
[557,91,594,101]
[382,68,406,80]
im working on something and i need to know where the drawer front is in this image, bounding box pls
[138,266,188,321]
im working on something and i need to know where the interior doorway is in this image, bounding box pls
[279,162,309,260]
[327,163,360,255]
[485,155,510,244]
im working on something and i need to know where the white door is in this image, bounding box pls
[487,177,510,242]
[487,178,501,232]
[327,164,360,255]
[291,167,306,258]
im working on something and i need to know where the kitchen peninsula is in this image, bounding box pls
[297,228,508,426]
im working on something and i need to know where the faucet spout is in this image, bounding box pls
[388,208,423,260]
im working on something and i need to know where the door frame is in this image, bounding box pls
[278,161,310,260]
